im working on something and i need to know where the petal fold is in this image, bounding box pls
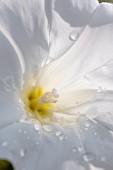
[39,3,113,92]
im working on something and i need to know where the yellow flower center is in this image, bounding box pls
[20,79,59,124]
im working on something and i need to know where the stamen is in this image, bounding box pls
[40,88,59,104]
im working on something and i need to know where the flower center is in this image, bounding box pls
[20,80,59,124]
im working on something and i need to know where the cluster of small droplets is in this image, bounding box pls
[40,88,59,104]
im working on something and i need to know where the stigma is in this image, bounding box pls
[20,79,59,124]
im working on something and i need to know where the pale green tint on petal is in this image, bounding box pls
[39,3,113,92]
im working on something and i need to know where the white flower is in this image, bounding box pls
[0,0,113,170]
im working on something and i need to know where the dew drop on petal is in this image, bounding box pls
[20,148,26,157]
[18,129,22,133]
[94,132,97,136]
[42,125,54,133]
[69,30,79,41]
[77,145,85,153]
[59,135,64,141]
[82,153,94,162]
[101,155,106,162]
[2,141,8,147]
[34,123,41,131]
[86,106,98,119]
[55,131,62,136]
[85,123,90,128]
[3,76,16,92]
[72,147,77,153]
[36,141,39,145]
[96,87,105,100]
[23,130,27,134]
[27,136,30,140]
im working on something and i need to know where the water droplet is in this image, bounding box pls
[59,135,64,141]
[101,156,106,162]
[23,130,27,134]
[96,87,105,100]
[85,123,90,128]
[94,132,97,136]
[20,148,26,157]
[82,153,94,162]
[72,147,77,153]
[77,146,85,153]
[29,16,32,21]
[55,131,62,136]
[21,168,26,170]
[18,129,22,133]
[65,136,68,140]
[36,141,39,145]
[2,141,8,147]
[83,74,90,80]
[69,30,79,41]
[42,125,54,133]
[34,123,41,131]
[18,98,22,104]
[3,76,16,92]
[86,106,98,119]
[27,136,30,140]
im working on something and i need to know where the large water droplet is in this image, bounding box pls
[82,153,94,162]
[59,135,64,141]
[42,125,54,133]
[69,30,79,41]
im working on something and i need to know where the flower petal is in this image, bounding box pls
[54,89,113,124]
[0,0,49,75]
[78,118,113,170]
[1,121,113,170]
[0,122,86,170]
[0,31,22,128]
[39,3,113,92]
[47,0,98,58]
